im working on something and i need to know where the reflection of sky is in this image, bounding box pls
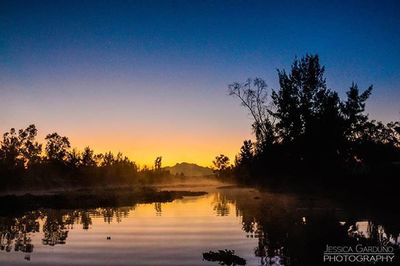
[0,193,260,266]
[1,0,399,166]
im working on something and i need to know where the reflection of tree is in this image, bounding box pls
[0,211,39,253]
[96,207,132,223]
[14,234,33,253]
[42,210,69,246]
[222,189,400,266]
[154,203,162,216]
[0,205,136,255]
[80,211,92,230]
[241,215,257,236]
[212,193,231,216]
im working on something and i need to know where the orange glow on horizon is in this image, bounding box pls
[67,136,251,168]
[32,126,253,168]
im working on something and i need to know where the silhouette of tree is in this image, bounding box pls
[234,140,255,183]
[0,124,43,175]
[81,147,96,167]
[154,156,162,170]
[0,128,24,170]
[227,54,400,184]
[45,133,71,163]
[342,83,372,142]
[228,78,275,149]
[271,55,345,164]
[235,140,254,167]
[0,125,171,189]
[213,154,230,172]
[67,148,81,169]
[271,55,330,144]
[212,154,232,179]
[18,125,42,168]
[101,151,115,167]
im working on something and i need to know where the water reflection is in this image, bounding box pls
[154,202,162,216]
[212,193,233,216]
[0,188,399,265]
[222,188,400,265]
[0,212,39,253]
[0,206,137,255]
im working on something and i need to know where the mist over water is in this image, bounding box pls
[1,187,259,265]
[1,181,399,265]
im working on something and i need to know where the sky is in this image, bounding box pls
[1,0,399,167]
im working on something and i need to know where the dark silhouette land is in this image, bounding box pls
[213,55,399,196]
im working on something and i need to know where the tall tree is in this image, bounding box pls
[67,148,81,168]
[0,128,23,169]
[227,54,397,179]
[45,133,71,163]
[341,83,372,141]
[18,124,42,167]
[81,147,96,167]
[271,55,333,144]
[235,140,254,167]
[272,69,301,143]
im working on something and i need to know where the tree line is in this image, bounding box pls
[0,125,169,190]
[214,55,400,188]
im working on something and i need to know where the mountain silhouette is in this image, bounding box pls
[164,162,213,177]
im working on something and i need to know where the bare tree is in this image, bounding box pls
[228,78,275,147]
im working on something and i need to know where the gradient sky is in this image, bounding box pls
[1,0,399,167]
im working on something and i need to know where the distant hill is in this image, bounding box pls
[164,162,213,177]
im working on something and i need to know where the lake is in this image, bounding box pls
[0,184,399,265]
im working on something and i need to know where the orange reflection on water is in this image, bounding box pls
[0,193,259,266]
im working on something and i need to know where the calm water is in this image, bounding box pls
[1,185,399,265]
